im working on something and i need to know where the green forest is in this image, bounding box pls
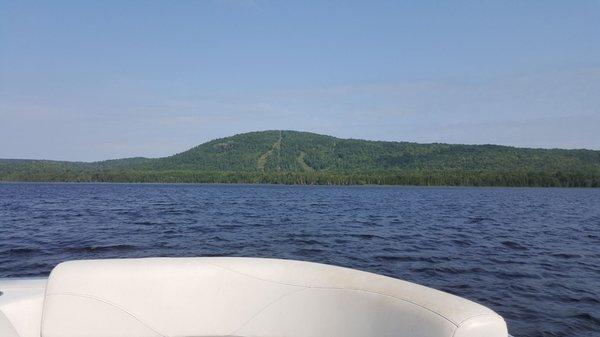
[2,130,599,187]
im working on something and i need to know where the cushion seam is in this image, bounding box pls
[44,292,165,337]
[207,260,461,327]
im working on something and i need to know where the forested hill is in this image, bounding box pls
[1,130,599,187]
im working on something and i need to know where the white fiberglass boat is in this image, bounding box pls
[0,257,510,337]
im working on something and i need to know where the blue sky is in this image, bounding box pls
[1,0,599,161]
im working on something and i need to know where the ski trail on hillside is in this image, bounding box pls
[257,131,282,171]
[296,152,314,172]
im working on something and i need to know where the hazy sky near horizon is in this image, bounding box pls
[1,1,599,161]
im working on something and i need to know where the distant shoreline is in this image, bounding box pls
[1,180,598,189]
[1,169,599,188]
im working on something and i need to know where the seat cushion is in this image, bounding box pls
[0,312,20,337]
[0,278,46,337]
[42,257,508,337]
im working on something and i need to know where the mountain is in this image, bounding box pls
[1,130,599,186]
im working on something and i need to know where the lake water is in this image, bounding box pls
[1,183,599,336]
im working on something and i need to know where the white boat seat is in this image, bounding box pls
[0,278,46,337]
[1,257,509,337]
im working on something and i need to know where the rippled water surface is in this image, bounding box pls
[1,183,599,336]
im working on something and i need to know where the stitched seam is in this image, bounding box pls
[228,288,308,336]
[451,313,504,337]
[207,260,460,327]
[202,260,308,288]
[456,313,502,326]
[45,293,166,337]
[0,311,20,336]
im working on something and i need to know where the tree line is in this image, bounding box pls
[2,169,599,187]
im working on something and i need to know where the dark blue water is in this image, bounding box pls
[1,183,599,336]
